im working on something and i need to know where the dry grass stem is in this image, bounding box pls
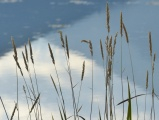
[0,97,9,120]
[10,103,17,120]
[48,43,55,64]
[50,75,59,96]
[123,23,129,43]
[30,93,40,113]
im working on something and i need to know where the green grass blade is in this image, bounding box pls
[127,81,132,120]
[117,94,145,106]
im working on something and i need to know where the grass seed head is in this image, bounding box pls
[25,45,29,62]
[113,32,118,55]
[81,61,85,81]
[89,40,93,56]
[81,40,93,56]
[146,70,148,89]
[65,35,69,59]
[58,31,65,48]
[100,39,104,60]
[81,40,89,43]
[123,22,129,43]
[48,43,55,64]
[106,2,110,33]
[11,37,17,58]
[148,32,152,57]
[153,53,156,62]
[106,36,109,53]
[22,52,28,71]
[28,39,34,64]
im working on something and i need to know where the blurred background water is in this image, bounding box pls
[0,0,159,119]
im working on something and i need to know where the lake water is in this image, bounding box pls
[0,0,159,119]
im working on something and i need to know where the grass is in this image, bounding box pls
[0,2,158,120]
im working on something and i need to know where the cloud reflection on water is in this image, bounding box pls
[69,0,94,5]
[1,1,159,119]
[0,34,159,119]
[0,0,22,3]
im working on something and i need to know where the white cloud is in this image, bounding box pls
[0,0,22,3]
[126,1,140,5]
[69,0,94,5]
[146,1,159,6]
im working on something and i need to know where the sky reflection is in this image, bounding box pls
[0,33,159,119]
[1,0,159,119]
[0,0,22,3]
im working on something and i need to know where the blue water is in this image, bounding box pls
[0,0,159,119]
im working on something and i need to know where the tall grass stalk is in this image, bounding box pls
[112,32,118,120]
[127,78,132,120]
[148,32,155,120]
[76,61,85,117]
[23,86,32,120]
[48,43,67,119]
[11,37,21,120]
[105,3,111,119]
[59,31,77,120]
[123,22,139,120]
[28,39,43,120]
[12,38,42,119]
[120,11,125,120]
[81,40,93,120]
[100,39,108,120]
[144,70,149,120]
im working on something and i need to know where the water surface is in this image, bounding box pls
[1,0,159,119]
